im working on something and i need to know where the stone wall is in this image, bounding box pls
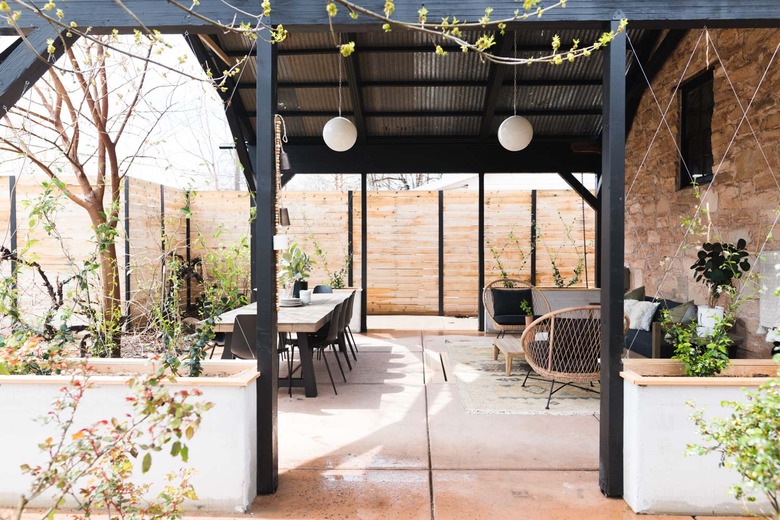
[625,28,780,357]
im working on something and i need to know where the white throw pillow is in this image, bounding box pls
[624,299,660,331]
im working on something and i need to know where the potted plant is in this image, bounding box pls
[0,335,260,513]
[520,298,534,327]
[690,239,751,334]
[621,313,775,516]
[278,242,313,298]
[688,357,780,520]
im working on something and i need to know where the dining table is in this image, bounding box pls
[212,291,353,397]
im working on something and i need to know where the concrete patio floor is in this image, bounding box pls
[197,324,749,520]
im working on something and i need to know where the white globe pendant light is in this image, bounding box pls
[498,115,533,151]
[499,31,533,152]
[323,55,357,152]
[323,116,357,152]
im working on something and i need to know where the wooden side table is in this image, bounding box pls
[493,336,525,376]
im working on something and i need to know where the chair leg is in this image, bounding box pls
[346,326,359,357]
[345,328,358,361]
[320,349,338,395]
[545,380,556,410]
[331,343,347,382]
[522,366,532,387]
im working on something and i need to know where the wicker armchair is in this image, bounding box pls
[520,305,601,409]
[483,279,551,337]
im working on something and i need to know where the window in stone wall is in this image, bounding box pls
[679,70,714,189]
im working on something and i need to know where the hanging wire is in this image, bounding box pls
[338,56,343,118]
[512,30,517,116]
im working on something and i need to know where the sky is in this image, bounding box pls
[0,34,240,191]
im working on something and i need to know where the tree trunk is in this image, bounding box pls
[87,207,122,358]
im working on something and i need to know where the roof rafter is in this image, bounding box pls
[342,33,367,144]
[479,32,514,141]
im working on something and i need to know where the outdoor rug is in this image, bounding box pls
[442,337,600,415]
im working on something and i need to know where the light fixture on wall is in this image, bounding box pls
[498,31,533,152]
[323,55,357,152]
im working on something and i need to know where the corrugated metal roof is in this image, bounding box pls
[367,116,480,136]
[490,114,603,136]
[278,88,353,112]
[206,25,655,142]
[278,54,341,82]
[363,86,485,112]
[497,84,602,111]
[359,52,490,82]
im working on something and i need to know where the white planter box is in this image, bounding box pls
[0,359,259,513]
[622,359,776,516]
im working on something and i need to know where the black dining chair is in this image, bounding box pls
[313,284,333,293]
[226,314,293,392]
[342,291,359,360]
[306,301,347,394]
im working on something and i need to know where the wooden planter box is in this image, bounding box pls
[0,359,259,513]
[621,359,776,516]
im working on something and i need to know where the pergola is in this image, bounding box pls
[2,0,779,500]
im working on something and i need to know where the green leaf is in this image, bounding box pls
[181,445,189,462]
[171,441,181,457]
[142,452,152,473]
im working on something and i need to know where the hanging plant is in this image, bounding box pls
[690,239,751,307]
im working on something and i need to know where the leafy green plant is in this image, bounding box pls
[687,357,780,518]
[519,299,533,316]
[277,241,313,287]
[487,227,532,285]
[0,333,69,376]
[309,234,351,289]
[691,239,751,307]
[662,309,731,377]
[15,360,213,519]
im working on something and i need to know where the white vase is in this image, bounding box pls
[697,305,724,335]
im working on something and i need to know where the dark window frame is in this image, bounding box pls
[679,69,714,189]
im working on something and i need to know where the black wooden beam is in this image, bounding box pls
[599,19,626,499]
[9,176,17,305]
[342,33,367,144]
[438,190,444,316]
[558,171,599,210]
[187,36,257,191]
[0,27,77,115]
[530,189,537,286]
[480,32,513,141]
[251,43,554,57]
[6,1,780,35]
[265,79,603,89]
[625,29,687,136]
[255,41,279,495]
[273,108,602,118]
[280,172,295,187]
[124,177,131,317]
[284,143,601,174]
[347,191,354,288]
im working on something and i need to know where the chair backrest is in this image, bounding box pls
[483,278,551,320]
[521,305,601,382]
[313,285,333,293]
[343,291,355,327]
[229,314,256,359]
[323,301,343,344]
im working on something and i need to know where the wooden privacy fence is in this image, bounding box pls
[1,175,593,320]
[0,176,250,325]
[282,189,596,316]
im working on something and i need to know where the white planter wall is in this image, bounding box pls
[623,360,774,516]
[0,359,258,513]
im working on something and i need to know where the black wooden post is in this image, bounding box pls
[347,190,354,288]
[438,190,444,316]
[599,17,626,498]
[250,190,257,303]
[530,189,537,285]
[185,190,191,310]
[477,173,485,331]
[360,174,367,332]
[255,41,279,495]
[160,184,166,285]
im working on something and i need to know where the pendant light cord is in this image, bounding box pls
[338,57,343,118]
[512,31,517,116]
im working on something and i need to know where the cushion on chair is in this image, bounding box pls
[667,300,696,324]
[625,286,645,300]
[493,315,527,326]
[491,288,533,317]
